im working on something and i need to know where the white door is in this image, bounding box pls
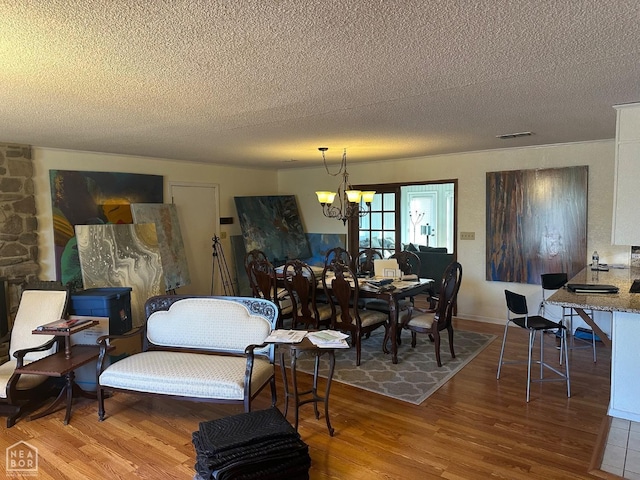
[169,182,219,295]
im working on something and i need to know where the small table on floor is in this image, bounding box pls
[279,337,336,436]
[15,339,113,425]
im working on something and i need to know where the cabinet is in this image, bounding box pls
[612,102,640,245]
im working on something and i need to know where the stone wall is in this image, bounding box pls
[0,142,39,333]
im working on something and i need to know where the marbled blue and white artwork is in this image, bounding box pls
[131,203,190,291]
[75,224,165,327]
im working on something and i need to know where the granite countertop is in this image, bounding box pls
[546,267,640,314]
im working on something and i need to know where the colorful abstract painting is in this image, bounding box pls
[131,204,190,291]
[486,166,588,284]
[75,223,165,328]
[50,170,163,289]
[234,195,311,265]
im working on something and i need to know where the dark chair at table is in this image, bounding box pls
[540,272,598,363]
[400,261,462,367]
[0,284,69,427]
[391,250,422,277]
[323,247,352,267]
[244,249,268,297]
[498,289,571,402]
[321,262,388,366]
[247,256,293,328]
[354,248,383,277]
[282,259,334,330]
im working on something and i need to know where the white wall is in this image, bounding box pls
[33,147,279,285]
[278,140,631,324]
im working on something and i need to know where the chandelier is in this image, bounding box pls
[315,147,375,225]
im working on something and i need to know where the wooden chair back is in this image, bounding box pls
[283,259,328,329]
[322,262,358,333]
[434,261,463,331]
[324,247,352,268]
[391,251,421,276]
[355,248,382,276]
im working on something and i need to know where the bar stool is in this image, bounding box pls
[540,273,597,363]
[498,289,571,402]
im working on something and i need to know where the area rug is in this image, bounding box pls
[291,329,496,405]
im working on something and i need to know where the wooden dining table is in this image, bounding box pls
[277,268,434,364]
[350,277,434,364]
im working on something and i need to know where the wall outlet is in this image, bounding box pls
[460,231,475,240]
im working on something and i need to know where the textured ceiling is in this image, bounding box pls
[1,0,639,168]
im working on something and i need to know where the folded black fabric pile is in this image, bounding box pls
[192,407,311,480]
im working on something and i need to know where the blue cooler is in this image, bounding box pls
[69,287,133,335]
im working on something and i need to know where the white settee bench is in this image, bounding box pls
[96,295,278,421]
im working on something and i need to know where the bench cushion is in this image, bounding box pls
[99,351,274,400]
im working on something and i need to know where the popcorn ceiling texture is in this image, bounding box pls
[0,1,639,167]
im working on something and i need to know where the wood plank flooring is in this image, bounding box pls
[0,318,612,479]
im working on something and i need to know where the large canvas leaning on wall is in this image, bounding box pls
[75,224,165,328]
[49,170,163,289]
[234,195,311,265]
[486,166,588,284]
[131,203,190,291]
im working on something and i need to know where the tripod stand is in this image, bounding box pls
[211,236,236,296]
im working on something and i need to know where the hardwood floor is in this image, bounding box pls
[0,318,612,479]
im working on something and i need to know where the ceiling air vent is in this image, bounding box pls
[496,131,533,140]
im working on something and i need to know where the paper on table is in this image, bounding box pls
[264,329,307,343]
[306,330,350,348]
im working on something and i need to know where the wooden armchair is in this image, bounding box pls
[354,248,382,277]
[0,286,69,427]
[322,262,388,366]
[282,260,333,330]
[247,257,293,328]
[401,261,462,367]
[323,247,352,267]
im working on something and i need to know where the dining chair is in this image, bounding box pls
[244,249,268,297]
[246,257,293,328]
[390,250,421,277]
[0,284,69,427]
[400,261,462,367]
[540,272,597,363]
[282,259,334,330]
[323,247,352,268]
[498,289,570,402]
[354,248,383,277]
[321,262,388,366]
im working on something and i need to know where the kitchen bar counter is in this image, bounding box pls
[548,266,640,422]
[546,266,640,314]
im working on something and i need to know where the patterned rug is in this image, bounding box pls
[291,329,496,405]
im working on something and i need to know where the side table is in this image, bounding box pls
[15,344,113,425]
[279,337,336,436]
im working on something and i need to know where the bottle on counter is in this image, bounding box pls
[592,250,599,271]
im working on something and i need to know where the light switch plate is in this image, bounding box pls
[460,232,475,240]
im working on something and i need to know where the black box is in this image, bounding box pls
[69,287,133,335]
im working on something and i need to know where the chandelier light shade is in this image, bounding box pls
[315,147,375,225]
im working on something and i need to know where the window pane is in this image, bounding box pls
[383,212,395,230]
[383,193,395,210]
[370,194,382,211]
[360,213,370,229]
[359,231,370,248]
[370,212,382,230]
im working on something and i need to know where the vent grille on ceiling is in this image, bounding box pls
[496,131,533,139]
